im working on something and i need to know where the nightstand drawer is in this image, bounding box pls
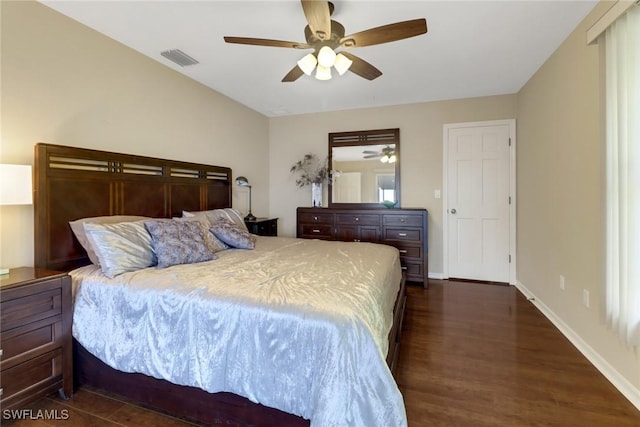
[1,287,62,332]
[1,349,63,408]
[1,318,63,369]
[384,228,422,242]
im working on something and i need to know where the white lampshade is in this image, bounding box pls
[317,46,336,68]
[334,53,353,75]
[0,164,32,205]
[315,64,332,80]
[389,155,397,163]
[297,53,317,76]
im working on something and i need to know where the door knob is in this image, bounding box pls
[450,208,457,214]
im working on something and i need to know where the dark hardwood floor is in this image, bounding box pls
[398,280,640,427]
[4,280,640,426]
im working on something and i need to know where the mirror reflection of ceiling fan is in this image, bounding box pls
[224,1,427,82]
[364,146,396,163]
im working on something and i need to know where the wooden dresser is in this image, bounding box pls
[0,267,73,410]
[297,207,428,287]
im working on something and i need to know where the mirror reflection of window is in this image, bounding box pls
[377,174,396,203]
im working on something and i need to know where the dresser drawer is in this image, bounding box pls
[300,224,333,239]
[336,213,379,226]
[299,212,333,224]
[383,214,423,227]
[401,260,423,279]
[384,228,422,242]
[385,242,422,259]
[0,349,63,409]
[1,287,62,333]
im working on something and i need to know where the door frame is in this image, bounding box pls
[442,119,517,284]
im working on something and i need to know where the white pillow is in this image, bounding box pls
[183,208,249,232]
[69,215,150,265]
[83,220,156,278]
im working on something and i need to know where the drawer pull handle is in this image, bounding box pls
[401,266,408,270]
[354,217,359,221]
[399,250,407,254]
[354,239,360,242]
[312,229,321,233]
[400,218,406,223]
[398,233,407,237]
[0,388,3,397]
[313,216,318,221]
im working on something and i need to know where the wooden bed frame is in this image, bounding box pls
[33,143,407,426]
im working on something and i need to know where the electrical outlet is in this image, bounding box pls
[583,289,590,308]
[559,275,565,290]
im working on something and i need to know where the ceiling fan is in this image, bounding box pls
[364,146,396,163]
[223,1,427,82]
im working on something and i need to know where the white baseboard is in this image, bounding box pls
[514,280,640,412]
[428,272,445,280]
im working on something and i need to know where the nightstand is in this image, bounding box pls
[244,217,278,236]
[0,267,73,410]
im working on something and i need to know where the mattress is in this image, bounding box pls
[69,236,406,427]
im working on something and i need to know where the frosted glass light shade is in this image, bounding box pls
[297,53,317,76]
[317,46,336,68]
[0,164,32,205]
[315,64,332,80]
[334,53,353,75]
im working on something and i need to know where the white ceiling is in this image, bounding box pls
[40,0,597,117]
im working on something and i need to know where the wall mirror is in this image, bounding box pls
[328,128,400,208]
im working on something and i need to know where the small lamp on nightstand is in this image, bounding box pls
[235,176,256,221]
[0,164,33,275]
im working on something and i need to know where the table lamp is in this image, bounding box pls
[0,164,33,275]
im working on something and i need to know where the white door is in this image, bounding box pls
[444,120,515,283]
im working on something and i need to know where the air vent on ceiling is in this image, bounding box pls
[160,49,199,67]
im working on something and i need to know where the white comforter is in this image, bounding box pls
[70,236,406,427]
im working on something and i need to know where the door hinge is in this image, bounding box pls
[509,254,512,263]
[509,196,511,205]
[508,137,512,147]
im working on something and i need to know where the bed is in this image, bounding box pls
[33,143,408,427]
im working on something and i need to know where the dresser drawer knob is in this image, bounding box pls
[401,266,408,270]
[400,218,406,223]
[399,250,407,254]
[312,229,321,233]
[354,217,359,221]
[313,216,318,221]
[398,233,407,237]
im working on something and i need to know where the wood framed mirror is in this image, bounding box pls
[328,128,400,208]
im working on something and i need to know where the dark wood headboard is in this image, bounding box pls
[34,143,232,271]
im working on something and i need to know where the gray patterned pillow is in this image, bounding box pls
[144,220,218,268]
[209,218,256,250]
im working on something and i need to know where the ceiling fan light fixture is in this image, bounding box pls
[315,64,332,80]
[334,53,352,75]
[317,46,336,68]
[297,53,317,75]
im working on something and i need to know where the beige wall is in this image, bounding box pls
[0,1,269,269]
[517,0,640,404]
[269,95,517,275]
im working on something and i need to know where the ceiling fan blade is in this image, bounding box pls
[340,52,382,80]
[301,0,331,41]
[224,36,310,49]
[363,150,379,154]
[282,65,305,83]
[340,18,427,48]
[364,154,382,159]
